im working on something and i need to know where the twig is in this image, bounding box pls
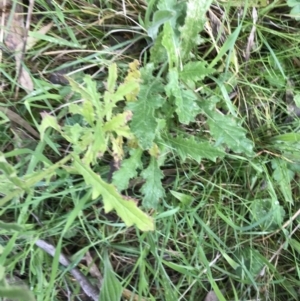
[35,239,100,301]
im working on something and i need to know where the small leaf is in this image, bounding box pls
[107,63,117,93]
[148,10,175,40]
[103,111,133,138]
[250,198,285,230]
[141,158,165,209]
[128,64,164,149]
[180,61,215,82]
[0,153,28,191]
[150,32,168,65]
[72,156,154,231]
[165,68,200,124]
[271,159,294,204]
[162,22,179,67]
[113,149,143,191]
[123,60,141,102]
[166,135,225,163]
[170,190,193,206]
[207,111,254,156]
[180,0,213,59]
[99,253,122,301]
[39,113,61,140]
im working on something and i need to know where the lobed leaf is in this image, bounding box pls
[128,64,164,149]
[180,61,215,82]
[180,0,213,59]
[166,135,225,163]
[206,111,254,156]
[165,69,200,124]
[73,156,154,231]
[113,149,143,191]
[141,158,165,209]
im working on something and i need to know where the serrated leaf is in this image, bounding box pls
[129,103,157,149]
[141,158,165,209]
[87,121,108,165]
[180,0,213,59]
[103,111,133,138]
[82,100,95,126]
[162,22,179,67]
[180,62,215,82]
[122,60,141,102]
[150,32,168,65]
[99,253,122,301]
[113,149,143,191]
[39,113,61,140]
[250,198,285,231]
[207,112,254,156]
[166,69,200,124]
[107,63,117,93]
[72,156,154,231]
[128,64,164,149]
[166,135,225,162]
[271,159,294,204]
[68,76,103,117]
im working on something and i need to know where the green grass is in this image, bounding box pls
[2,0,300,300]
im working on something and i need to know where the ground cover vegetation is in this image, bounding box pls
[0,0,300,300]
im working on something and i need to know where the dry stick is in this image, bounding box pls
[35,239,100,301]
[0,106,40,138]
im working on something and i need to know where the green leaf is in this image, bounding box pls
[0,266,4,280]
[99,252,122,301]
[39,113,61,140]
[150,32,168,65]
[0,286,35,301]
[141,157,165,209]
[103,111,133,138]
[162,22,179,67]
[72,156,154,231]
[147,10,175,40]
[207,112,254,156]
[233,248,265,284]
[28,31,81,49]
[165,135,225,163]
[249,198,285,230]
[180,0,213,59]
[180,61,215,82]
[0,153,28,191]
[68,76,103,118]
[128,64,164,149]
[165,68,200,124]
[170,190,193,206]
[0,221,24,232]
[290,5,300,20]
[107,63,117,93]
[113,149,143,191]
[271,159,294,204]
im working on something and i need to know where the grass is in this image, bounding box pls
[1,0,300,300]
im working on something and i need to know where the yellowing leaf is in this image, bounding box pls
[124,60,141,102]
[73,156,154,231]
